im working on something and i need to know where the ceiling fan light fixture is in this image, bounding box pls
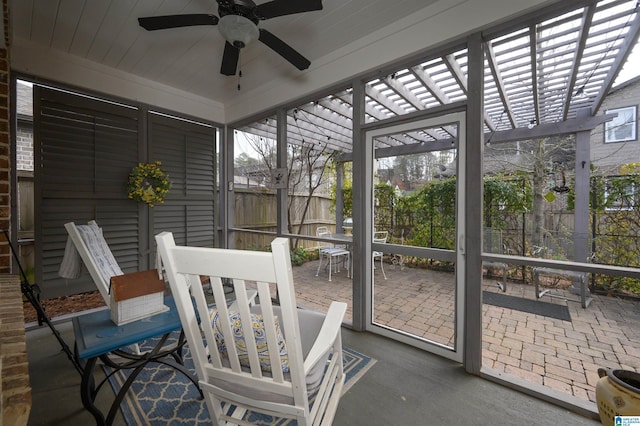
[218,15,259,48]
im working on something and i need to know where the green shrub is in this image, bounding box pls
[290,247,314,266]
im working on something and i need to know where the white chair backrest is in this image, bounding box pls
[373,230,388,244]
[64,221,123,306]
[317,229,333,250]
[315,226,329,236]
[157,233,312,421]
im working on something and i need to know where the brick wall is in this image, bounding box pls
[0,8,28,426]
[15,125,32,171]
[0,276,31,426]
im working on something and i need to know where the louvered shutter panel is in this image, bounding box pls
[35,87,141,298]
[148,113,216,249]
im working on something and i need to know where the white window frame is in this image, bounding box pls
[604,105,637,143]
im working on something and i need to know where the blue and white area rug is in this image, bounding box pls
[105,335,376,425]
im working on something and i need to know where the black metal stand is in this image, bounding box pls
[3,229,84,375]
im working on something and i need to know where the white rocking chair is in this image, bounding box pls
[156,233,347,425]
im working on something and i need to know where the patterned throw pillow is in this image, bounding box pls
[209,309,289,373]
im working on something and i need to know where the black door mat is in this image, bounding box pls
[483,290,571,322]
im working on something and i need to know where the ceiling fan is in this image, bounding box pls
[138,0,322,76]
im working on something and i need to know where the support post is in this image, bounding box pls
[276,109,288,236]
[572,107,592,296]
[223,127,235,248]
[336,162,345,231]
[464,32,484,375]
[351,78,370,331]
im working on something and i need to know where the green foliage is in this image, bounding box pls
[333,183,353,218]
[25,267,35,285]
[374,182,397,230]
[484,175,531,219]
[395,178,457,249]
[290,246,315,266]
[333,175,530,252]
[570,164,640,295]
[329,166,353,217]
[483,175,532,250]
[593,175,640,294]
[328,167,640,296]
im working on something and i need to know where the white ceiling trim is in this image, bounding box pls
[12,38,226,122]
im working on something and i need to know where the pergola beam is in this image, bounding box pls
[336,136,457,162]
[485,41,517,128]
[562,3,594,122]
[383,75,459,138]
[443,53,496,131]
[335,112,616,162]
[410,65,451,104]
[486,113,616,144]
[592,8,640,114]
[293,105,352,138]
[529,26,541,126]
[365,85,440,143]
[382,74,427,111]
[316,95,353,120]
[286,116,353,152]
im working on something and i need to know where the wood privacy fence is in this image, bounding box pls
[233,190,573,258]
[16,173,35,274]
[233,188,336,250]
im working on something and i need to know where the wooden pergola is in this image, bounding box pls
[237,0,639,154]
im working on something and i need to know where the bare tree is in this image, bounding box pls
[286,143,336,248]
[485,135,576,256]
[236,132,337,248]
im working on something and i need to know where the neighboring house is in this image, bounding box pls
[16,81,34,172]
[16,81,35,270]
[591,75,640,173]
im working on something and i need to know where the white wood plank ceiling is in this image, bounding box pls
[13,0,435,105]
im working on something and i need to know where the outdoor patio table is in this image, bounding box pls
[72,296,199,426]
[332,233,352,242]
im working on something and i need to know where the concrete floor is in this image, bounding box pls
[26,317,600,425]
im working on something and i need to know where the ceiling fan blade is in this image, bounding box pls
[138,14,219,31]
[259,29,311,71]
[220,42,240,76]
[255,0,323,20]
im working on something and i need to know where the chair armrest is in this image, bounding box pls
[303,301,347,374]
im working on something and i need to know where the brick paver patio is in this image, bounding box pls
[291,259,640,404]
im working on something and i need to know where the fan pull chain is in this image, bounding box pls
[237,52,242,91]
